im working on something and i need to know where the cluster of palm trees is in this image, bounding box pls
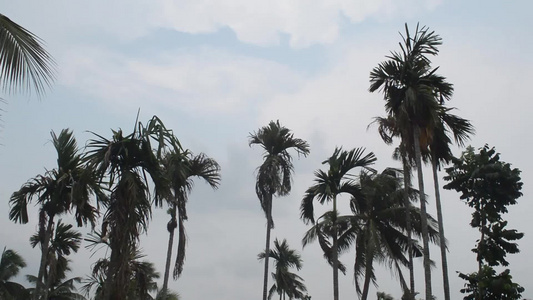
[1,14,475,300]
[5,117,220,299]
[251,24,474,300]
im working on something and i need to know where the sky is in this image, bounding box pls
[1,1,532,299]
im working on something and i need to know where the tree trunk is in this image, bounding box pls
[402,157,415,299]
[361,232,373,300]
[262,193,273,300]
[332,196,339,300]
[162,205,177,297]
[34,216,54,300]
[477,208,486,300]
[432,157,450,300]
[413,126,432,300]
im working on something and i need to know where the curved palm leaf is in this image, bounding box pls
[0,13,55,96]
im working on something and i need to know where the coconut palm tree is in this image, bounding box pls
[160,151,221,295]
[9,129,102,300]
[0,247,28,299]
[82,248,160,300]
[85,116,181,300]
[0,13,55,96]
[249,120,310,300]
[371,116,417,297]
[348,168,441,300]
[27,274,86,300]
[258,238,307,300]
[300,147,376,300]
[369,23,453,300]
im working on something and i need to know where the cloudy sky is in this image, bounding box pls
[1,1,532,299]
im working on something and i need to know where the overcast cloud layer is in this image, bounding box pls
[1,1,532,299]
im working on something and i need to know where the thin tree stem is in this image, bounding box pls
[402,157,415,298]
[432,158,450,300]
[413,126,432,300]
[162,205,177,296]
[263,193,273,300]
[332,196,339,300]
[34,216,54,300]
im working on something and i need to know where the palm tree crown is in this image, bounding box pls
[0,247,28,299]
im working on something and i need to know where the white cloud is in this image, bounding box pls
[155,0,443,47]
[5,0,442,48]
[58,47,304,115]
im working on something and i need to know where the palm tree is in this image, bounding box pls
[82,248,160,300]
[348,168,441,300]
[27,274,86,300]
[371,116,417,297]
[0,247,28,300]
[300,147,376,300]
[258,238,307,300]
[369,24,453,300]
[9,129,102,300]
[85,116,181,300]
[249,120,310,300]
[29,219,82,300]
[0,13,55,96]
[160,151,221,295]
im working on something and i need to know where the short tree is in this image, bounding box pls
[444,145,524,300]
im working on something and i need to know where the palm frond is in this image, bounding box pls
[0,13,55,96]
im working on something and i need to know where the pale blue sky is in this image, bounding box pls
[1,1,532,299]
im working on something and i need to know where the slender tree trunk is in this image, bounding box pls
[162,205,177,296]
[332,196,339,300]
[431,158,450,300]
[402,157,415,299]
[361,233,373,300]
[262,193,273,300]
[477,208,486,300]
[413,126,432,300]
[34,217,54,300]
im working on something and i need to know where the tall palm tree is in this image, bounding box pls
[249,120,310,300]
[369,24,452,300]
[85,116,180,300]
[0,13,55,96]
[347,168,441,300]
[0,247,28,300]
[258,238,307,300]
[9,129,102,300]
[300,147,376,300]
[160,151,221,295]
